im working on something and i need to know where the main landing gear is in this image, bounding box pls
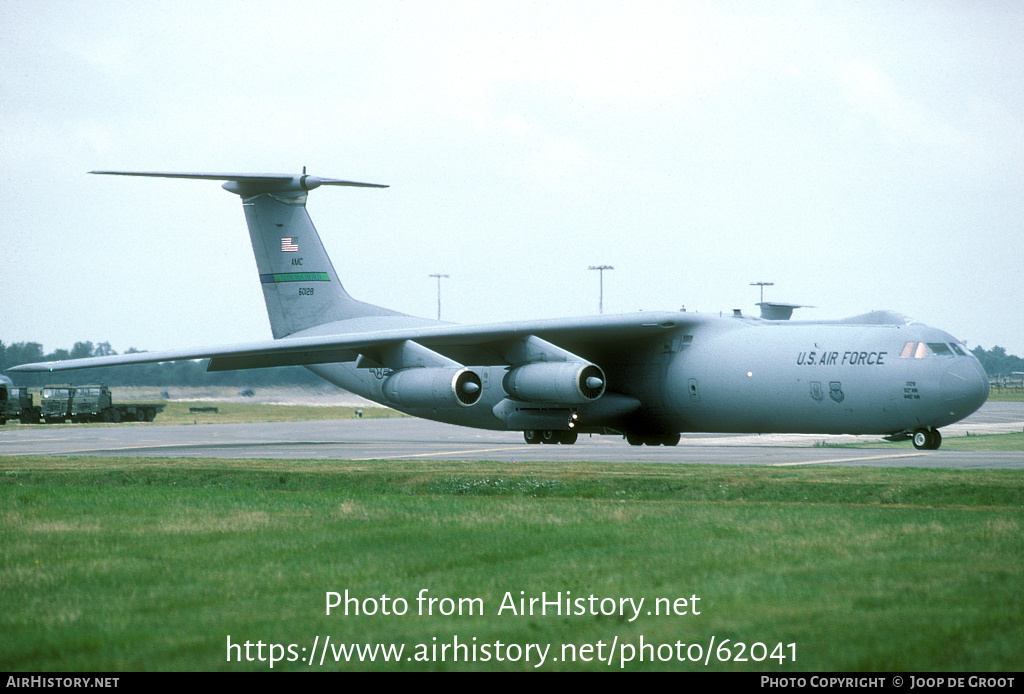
[523,429,578,445]
[912,427,942,450]
[626,432,681,446]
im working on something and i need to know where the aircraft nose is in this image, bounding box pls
[941,359,989,416]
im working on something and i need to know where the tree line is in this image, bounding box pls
[1,340,324,388]
[970,345,1024,379]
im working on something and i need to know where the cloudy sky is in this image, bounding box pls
[3,1,1023,357]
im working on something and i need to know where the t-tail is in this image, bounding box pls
[91,170,403,338]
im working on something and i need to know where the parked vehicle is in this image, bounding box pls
[40,385,74,423]
[0,384,42,424]
[35,384,165,423]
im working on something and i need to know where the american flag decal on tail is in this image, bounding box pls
[281,237,298,252]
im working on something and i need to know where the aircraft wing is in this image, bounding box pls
[7,312,696,374]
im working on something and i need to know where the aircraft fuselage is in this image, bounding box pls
[305,312,989,441]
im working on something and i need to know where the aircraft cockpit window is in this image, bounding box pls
[950,343,967,357]
[900,342,941,358]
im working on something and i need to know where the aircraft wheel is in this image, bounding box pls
[660,433,681,446]
[523,430,541,444]
[558,430,578,445]
[540,429,558,444]
[912,428,941,450]
[626,433,644,446]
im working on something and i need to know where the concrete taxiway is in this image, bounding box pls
[1,402,1022,469]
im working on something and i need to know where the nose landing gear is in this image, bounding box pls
[912,427,942,450]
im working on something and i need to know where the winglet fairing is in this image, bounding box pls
[8,170,989,450]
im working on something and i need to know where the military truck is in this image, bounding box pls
[0,384,42,424]
[71,384,165,422]
[40,385,75,423]
[40,384,165,423]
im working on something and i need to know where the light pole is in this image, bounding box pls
[750,281,774,304]
[588,265,614,314]
[429,273,449,320]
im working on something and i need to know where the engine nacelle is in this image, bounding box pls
[382,367,482,409]
[503,362,606,404]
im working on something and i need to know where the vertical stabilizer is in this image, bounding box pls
[91,171,402,338]
[241,188,402,336]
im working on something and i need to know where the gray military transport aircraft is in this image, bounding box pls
[9,171,989,450]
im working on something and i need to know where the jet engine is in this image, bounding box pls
[503,362,606,404]
[382,367,482,409]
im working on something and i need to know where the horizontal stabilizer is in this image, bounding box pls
[87,169,399,334]
[90,170,388,197]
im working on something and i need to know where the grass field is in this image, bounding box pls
[986,387,1024,402]
[153,401,400,425]
[0,400,400,427]
[2,457,1021,672]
